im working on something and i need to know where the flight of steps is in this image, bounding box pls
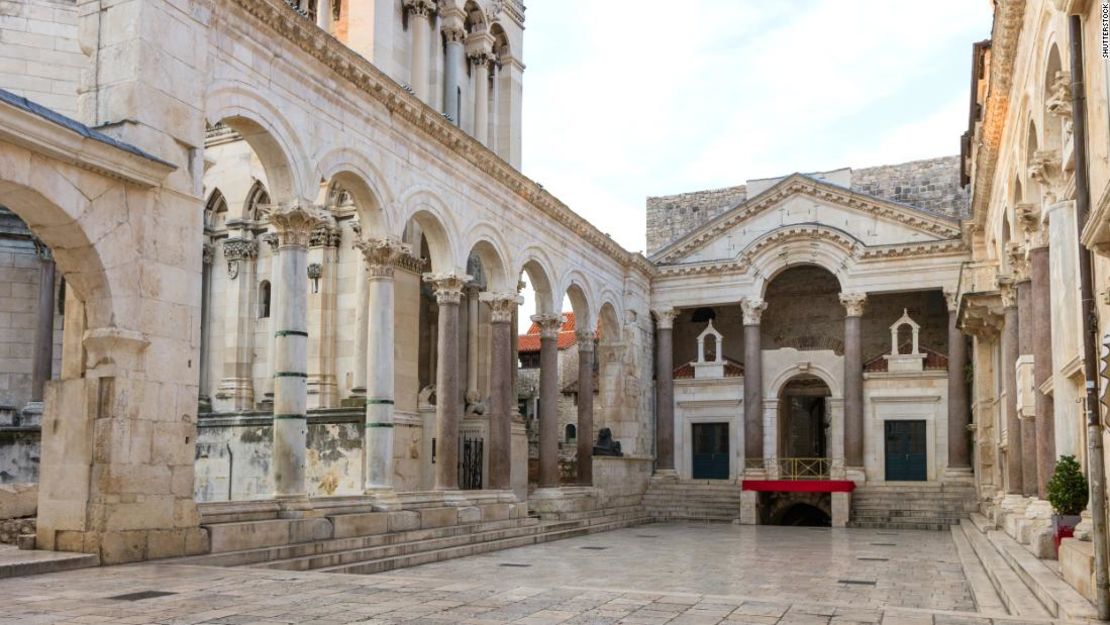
[641,480,743,522]
[849,483,977,530]
[178,505,649,575]
[953,513,1096,621]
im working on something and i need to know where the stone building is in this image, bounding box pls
[952,0,1110,603]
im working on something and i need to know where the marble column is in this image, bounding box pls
[576,329,595,486]
[262,234,280,406]
[218,234,259,410]
[350,232,369,400]
[534,313,564,489]
[945,294,971,471]
[742,299,767,472]
[358,238,409,492]
[441,15,465,124]
[470,51,491,145]
[405,0,433,101]
[466,284,480,405]
[1016,279,1037,496]
[840,292,867,469]
[29,242,55,406]
[426,272,470,491]
[315,0,331,31]
[268,203,324,509]
[653,308,678,475]
[1001,283,1023,495]
[1030,246,1056,497]
[482,292,519,490]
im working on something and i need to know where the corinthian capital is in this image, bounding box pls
[265,203,327,249]
[741,298,768,325]
[403,0,435,18]
[480,291,522,324]
[575,329,596,352]
[839,292,868,317]
[531,313,565,339]
[357,237,412,279]
[652,308,678,330]
[424,272,472,304]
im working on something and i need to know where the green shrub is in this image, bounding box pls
[1047,455,1088,516]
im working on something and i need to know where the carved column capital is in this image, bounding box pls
[202,241,215,265]
[403,0,435,18]
[480,292,522,324]
[356,237,411,279]
[998,278,1018,308]
[441,9,466,43]
[575,329,595,352]
[839,292,868,317]
[741,298,768,325]
[944,290,959,313]
[424,272,472,304]
[531,313,565,339]
[265,203,327,249]
[222,237,259,262]
[309,214,340,248]
[652,308,678,330]
[260,232,279,253]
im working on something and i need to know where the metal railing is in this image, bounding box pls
[777,457,830,480]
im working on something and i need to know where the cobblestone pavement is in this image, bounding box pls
[0,523,1073,625]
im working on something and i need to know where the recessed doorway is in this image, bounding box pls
[691,422,729,479]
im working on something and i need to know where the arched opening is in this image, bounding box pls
[779,375,831,478]
[1025,121,1041,204]
[1043,44,1065,156]
[777,503,832,527]
[258,280,272,318]
[565,423,576,443]
[763,265,844,353]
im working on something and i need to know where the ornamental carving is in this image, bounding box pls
[424,272,472,304]
[575,329,595,351]
[202,241,215,265]
[651,308,678,330]
[741,298,767,325]
[222,237,259,262]
[356,237,411,278]
[403,0,435,18]
[480,292,522,323]
[1029,148,1065,203]
[532,313,564,339]
[260,232,279,252]
[1006,241,1028,280]
[306,263,323,280]
[309,217,340,247]
[1045,70,1073,138]
[266,203,327,248]
[944,290,959,313]
[839,292,868,317]
[998,280,1017,308]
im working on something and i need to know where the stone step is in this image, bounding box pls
[959,519,1051,617]
[318,516,651,575]
[847,521,954,531]
[985,523,1097,620]
[949,524,1007,614]
[0,546,100,579]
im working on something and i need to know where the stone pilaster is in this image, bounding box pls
[307,217,339,409]
[266,203,325,513]
[944,292,972,474]
[839,292,867,471]
[425,272,470,491]
[217,234,259,410]
[652,307,678,476]
[481,292,520,490]
[576,329,595,486]
[1000,281,1023,495]
[358,238,410,495]
[742,298,767,473]
[29,240,55,406]
[533,312,565,489]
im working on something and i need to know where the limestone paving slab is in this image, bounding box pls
[0,523,1086,625]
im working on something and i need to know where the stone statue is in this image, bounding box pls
[593,427,623,457]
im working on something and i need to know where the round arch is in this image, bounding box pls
[394,187,460,273]
[515,247,558,315]
[746,226,855,298]
[465,237,512,293]
[559,270,596,330]
[767,365,842,401]
[205,84,312,204]
[597,300,622,342]
[315,147,394,236]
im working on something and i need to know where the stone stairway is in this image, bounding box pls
[641,480,743,522]
[953,513,1096,620]
[179,504,650,575]
[848,483,977,530]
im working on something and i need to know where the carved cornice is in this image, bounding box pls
[224,0,648,276]
[654,176,961,264]
[532,313,564,339]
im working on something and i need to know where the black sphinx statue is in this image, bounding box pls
[593,427,623,457]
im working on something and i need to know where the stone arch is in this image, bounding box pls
[490,21,511,60]
[205,188,228,229]
[461,225,512,292]
[763,492,832,526]
[747,226,855,298]
[559,270,595,331]
[395,187,460,273]
[516,247,557,315]
[206,83,312,203]
[462,0,487,32]
[315,147,393,236]
[1042,42,1065,154]
[1025,120,1040,204]
[768,366,842,401]
[597,299,622,340]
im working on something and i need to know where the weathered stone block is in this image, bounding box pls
[386,510,420,532]
[479,503,510,522]
[330,512,388,538]
[456,506,480,524]
[1060,538,1095,602]
[419,507,458,529]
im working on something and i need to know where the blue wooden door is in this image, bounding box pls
[885,420,927,481]
[692,423,729,480]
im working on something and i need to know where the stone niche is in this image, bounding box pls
[883,309,926,373]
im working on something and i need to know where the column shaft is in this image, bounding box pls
[410,11,430,101]
[272,242,309,499]
[655,323,675,473]
[364,273,395,490]
[1016,281,1037,495]
[744,323,763,466]
[947,307,971,469]
[472,58,490,145]
[466,287,479,398]
[577,338,595,486]
[537,318,560,488]
[351,257,369,397]
[30,255,55,402]
[488,316,513,489]
[428,274,467,491]
[443,37,464,123]
[1002,302,1023,494]
[843,314,864,467]
[1031,247,1056,497]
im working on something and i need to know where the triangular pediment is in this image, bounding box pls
[651,174,962,265]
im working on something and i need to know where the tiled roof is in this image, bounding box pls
[674,357,744,379]
[518,312,597,353]
[863,343,949,373]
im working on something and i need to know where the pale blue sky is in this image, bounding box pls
[519,0,994,256]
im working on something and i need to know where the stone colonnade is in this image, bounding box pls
[651,293,972,479]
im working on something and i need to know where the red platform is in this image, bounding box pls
[741,480,856,493]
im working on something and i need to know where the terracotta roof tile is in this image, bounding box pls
[863,343,949,373]
[673,357,744,379]
[518,312,597,353]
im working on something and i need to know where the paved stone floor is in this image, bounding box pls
[0,523,1078,625]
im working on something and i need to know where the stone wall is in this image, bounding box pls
[0,0,83,117]
[593,456,652,508]
[645,156,968,255]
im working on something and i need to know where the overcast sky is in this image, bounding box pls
[518,0,993,255]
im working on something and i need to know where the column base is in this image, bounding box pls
[739,490,759,525]
[274,495,317,519]
[844,466,865,485]
[363,487,402,511]
[652,469,679,481]
[942,467,975,483]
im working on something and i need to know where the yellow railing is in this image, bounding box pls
[778,457,830,480]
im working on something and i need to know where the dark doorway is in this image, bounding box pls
[692,422,729,479]
[884,420,927,481]
[779,376,831,477]
[778,503,832,527]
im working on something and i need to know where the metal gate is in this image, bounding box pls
[459,436,483,490]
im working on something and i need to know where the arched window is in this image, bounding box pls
[565,423,577,443]
[258,280,272,318]
[245,181,270,222]
[205,189,228,230]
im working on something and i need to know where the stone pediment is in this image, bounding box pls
[651,174,962,266]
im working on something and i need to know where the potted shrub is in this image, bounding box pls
[1047,455,1088,551]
